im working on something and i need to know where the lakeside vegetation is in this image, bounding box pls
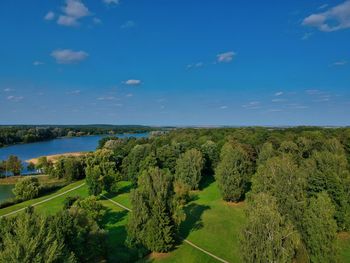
[0,127,350,262]
[0,125,156,148]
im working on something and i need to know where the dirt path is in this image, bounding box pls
[101,194,230,263]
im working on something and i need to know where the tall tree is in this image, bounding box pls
[0,210,74,263]
[215,143,252,202]
[5,155,22,176]
[301,192,338,263]
[127,167,184,252]
[85,165,103,196]
[175,148,204,190]
[252,155,307,225]
[241,193,300,263]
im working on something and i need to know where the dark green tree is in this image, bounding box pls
[215,143,253,202]
[127,167,184,252]
[85,165,103,196]
[175,148,204,190]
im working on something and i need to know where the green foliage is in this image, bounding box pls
[252,155,307,225]
[305,150,350,229]
[85,165,103,196]
[50,157,84,181]
[241,193,300,263]
[127,167,184,252]
[122,144,152,185]
[85,149,121,194]
[74,196,106,224]
[175,148,204,190]
[256,142,275,166]
[4,155,22,175]
[215,143,253,202]
[301,192,338,263]
[201,140,219,175]
[0,210,75,263]
[13,177,40,200]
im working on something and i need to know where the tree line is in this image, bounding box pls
[0,125,155,147]
[0,127,349,262]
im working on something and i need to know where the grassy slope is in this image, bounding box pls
[338,233,350,263]
[0,180,85,217]
[1,178,349,263]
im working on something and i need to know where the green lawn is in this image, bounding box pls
[0,180,85,217]
[1,178,349,263]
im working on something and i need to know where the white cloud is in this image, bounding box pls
[103,0,119,5]
[44,11,55,21]
[51,49,89,64]
[97,96,116,101]
[243,101,261,109]
[67,90,81,95]
[217,51,236,63]
[272,98,286,103]
[57,15,79,27]
[124,79,141,86]
[63,0,90,18]
[121,20,136,29]
[332,60,347,66]
[33,61,44,66]
[93,17,102,24]
[301,32,313,40]
[126,93,133,97]
[275,91,283,96]
[57,0,91,27]
[7,96,24,102]
[319,4,329,10]
[3,88,13,92]
[302,1,350,32]
[220,105,228,109]
[187,62,204,69]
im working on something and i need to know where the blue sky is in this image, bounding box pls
[0,0,349,126]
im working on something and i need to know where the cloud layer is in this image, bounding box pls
[302,0,350,32]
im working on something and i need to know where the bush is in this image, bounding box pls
[13,177,40,201]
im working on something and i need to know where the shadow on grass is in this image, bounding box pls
[102,208,144,262]
[199,175,215,190]
[179,203,210,239]
[103,182,133,200]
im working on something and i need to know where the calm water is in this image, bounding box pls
[0,185,14,202]
[0,133,148,162]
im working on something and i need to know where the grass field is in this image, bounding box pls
[1,177,349,263]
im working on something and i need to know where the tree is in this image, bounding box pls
[13,177,40,200]
[35,156,52,174]
[215,143,252,202]
[305,151,350,230]
[27,162,36,172]
[175,148,204,190]
[85,165,103,196]
[122,144,152,185]
[0,209,75,263]
[201,140,219,176]
[74,196,105,225]
[301,192,338,263]
[127,167,184,252]
[241,193,300,263]
[252,155,307,225]
[256,142,275,166]
[5,155,22,176]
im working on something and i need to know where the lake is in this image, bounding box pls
[0,185,14,203]
[0,133,148,170]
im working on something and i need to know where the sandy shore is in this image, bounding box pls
[26,152,87,165]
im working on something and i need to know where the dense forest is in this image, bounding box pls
[0,125,156,148]
[0,126,350,262]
